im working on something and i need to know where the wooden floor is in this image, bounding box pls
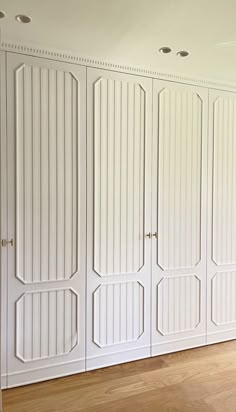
[3,341,236,412]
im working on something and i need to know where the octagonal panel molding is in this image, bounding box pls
[157,275,200,335]
[156,87,202,271]
[16,289,78,362]
[93,77,145,276]
[16,63,79,283]
[212,96,236,266]
[93,281,144,347]
[212,271,236,325]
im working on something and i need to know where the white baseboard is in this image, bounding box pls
[207,329,236,345]
[5,332,235,389]
[4,358,85,388]
[86,346,151,371]
[1,375,7,389]
[152,335,206,356]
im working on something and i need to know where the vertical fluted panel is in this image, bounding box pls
[157,88,202,270]
[212,97,236,265]
[93,281,144,347]
[16,65,78,283]
[16,289,78,361]
[94,78,145,276]
[157,275,200,335]
[212,272,236,325]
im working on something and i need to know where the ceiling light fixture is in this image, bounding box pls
[159,47,172,54]
[0,11,6,18]
[177,50,189,57]
[16,14,32,23]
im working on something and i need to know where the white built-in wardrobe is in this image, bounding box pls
[1,50,236,388]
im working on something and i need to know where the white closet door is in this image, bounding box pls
[152,80,208,355]
[4,53,86,387]
[207,89,236,344]
[0,51,7,388]
[87,68,152,369]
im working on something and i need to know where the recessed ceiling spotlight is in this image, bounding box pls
[177,50,189,57]
[0,11,6,18]
[16,14,32,23]
[159,47,172,54]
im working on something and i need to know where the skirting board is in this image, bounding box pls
[3,358,85,389]
[3,335,236,388]
[1,376,7,390]
[151,335,206,357]
[207,329,236,345]
[86,346,151,371]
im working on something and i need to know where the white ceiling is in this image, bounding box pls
[1,0,236,82]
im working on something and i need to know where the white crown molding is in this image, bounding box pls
[2,40,236,92]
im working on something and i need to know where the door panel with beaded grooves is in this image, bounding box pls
[207,89,236,344]
[152,80,208,355]
[87,68,152,369]
[5,53,86,388]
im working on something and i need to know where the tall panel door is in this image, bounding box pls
[87,68,152,369]
[4,53,86,387]
[207,89,236,344]
[152,80,208,355]
[0,51,7,388]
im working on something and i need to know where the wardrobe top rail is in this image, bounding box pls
[2,40,236,93]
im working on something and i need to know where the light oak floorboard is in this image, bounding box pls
[3,341,236,412]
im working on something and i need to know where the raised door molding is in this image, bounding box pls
[157,275,201,336]
[211,96,236,265]
[93,77,145,276]
[211,272,236,326]
[157,87,202,271]
[15,63,78,283]
[16,289,78,362]
[93,282,144,347]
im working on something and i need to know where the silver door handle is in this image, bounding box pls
[146,232,157,238]
[1,238,14,247]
